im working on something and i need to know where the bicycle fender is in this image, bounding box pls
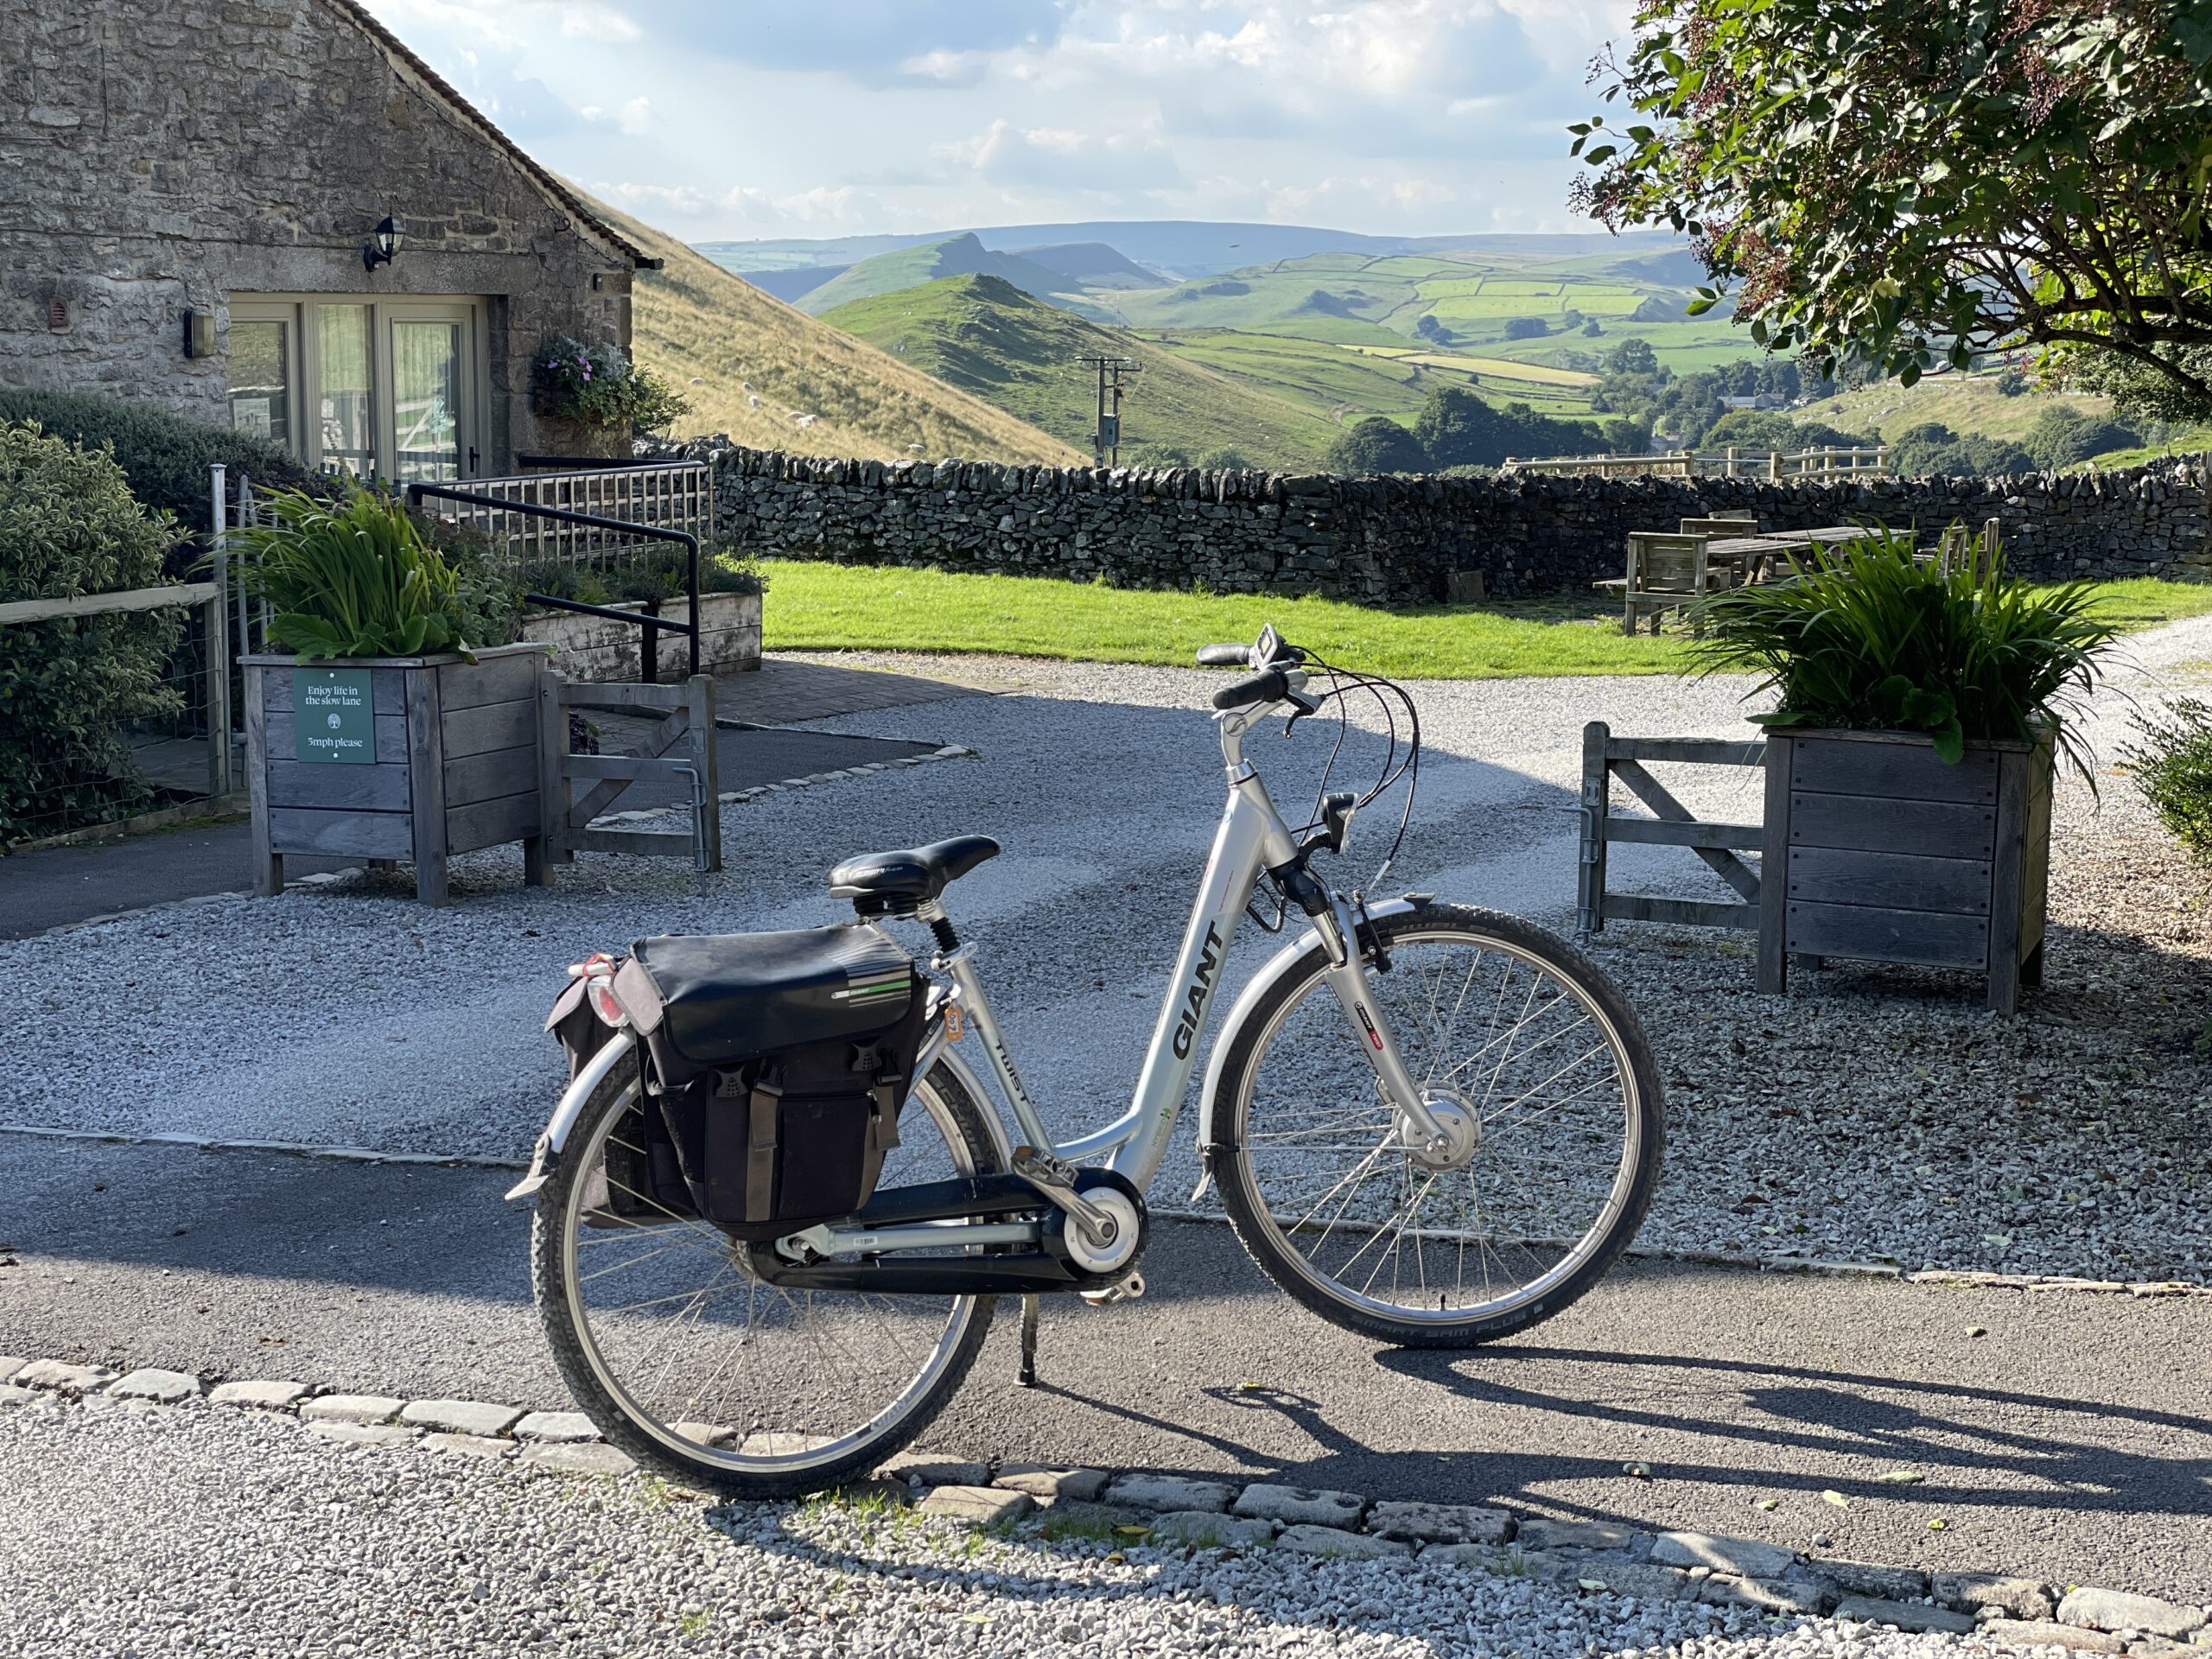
[1194,896,1426,1165]
[504,1029,638,1201]
[922,1043,1019,1173]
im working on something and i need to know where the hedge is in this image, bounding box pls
[0,420,188,845]
[0,388,314,551]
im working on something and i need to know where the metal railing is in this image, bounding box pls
[1505,445,1891,481]
[428,461,712,587]
[407,484,701,682]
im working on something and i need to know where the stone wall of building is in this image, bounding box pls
[658,440,2212,601]
[0,0,637,468]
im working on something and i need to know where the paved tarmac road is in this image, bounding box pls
[3,1135,2206,1602]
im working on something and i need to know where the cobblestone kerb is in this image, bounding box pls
[9,1352,2207,1648]
[650,438,2212,601]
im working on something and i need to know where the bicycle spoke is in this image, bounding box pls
[1235,925,1644,1325]
[556,1072,988,1477]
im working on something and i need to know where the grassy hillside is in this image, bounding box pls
[1096,247,1740,365]
[588,200,1082,466]
[1014,242,1164,289]
[798,234,1109,319]
[1140,329,1604,429]
[819,274,1345,470]
[1803,373,2117,443]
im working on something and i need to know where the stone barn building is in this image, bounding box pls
[0,0,655,480]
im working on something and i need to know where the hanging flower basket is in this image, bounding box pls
[531,335,690,434]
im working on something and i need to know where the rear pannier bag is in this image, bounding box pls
[569,926,925,1240]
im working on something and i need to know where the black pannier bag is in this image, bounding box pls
[559,926,926,1239]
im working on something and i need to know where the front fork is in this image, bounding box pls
[1313,896,1446,1151]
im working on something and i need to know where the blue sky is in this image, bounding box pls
[357,0,1634,243]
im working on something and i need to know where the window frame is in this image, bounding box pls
[225,294,488,481]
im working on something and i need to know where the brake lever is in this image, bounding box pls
[1281,688,1324,734]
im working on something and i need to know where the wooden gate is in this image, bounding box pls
[1576,721,1767,939]
[538,672,722,873]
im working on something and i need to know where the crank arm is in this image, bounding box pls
[1009,1145,1121,1250]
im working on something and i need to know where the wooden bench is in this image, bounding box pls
[1597,531,1727,634]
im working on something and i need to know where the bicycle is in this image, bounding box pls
[510,625,1665,1496]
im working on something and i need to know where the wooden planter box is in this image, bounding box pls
[244,644,550,906]
[1758,728,2053,1014]
[522,588,761,682]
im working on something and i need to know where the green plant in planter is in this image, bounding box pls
[230,486,515,660]
[1689,528,2120,776]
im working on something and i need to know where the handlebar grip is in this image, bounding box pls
[1195,643,1250,667]
[1212,667,1289,710]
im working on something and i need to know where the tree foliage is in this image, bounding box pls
[1573,2,2212,413]
[0,388,313,555]
[1327,416,1430,475]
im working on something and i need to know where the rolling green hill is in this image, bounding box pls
[818,274,1346,470]
[587,200,1083,465]
[798,234,1111,320]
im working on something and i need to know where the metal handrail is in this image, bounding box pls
[512,453,683,472]
[406,483,700,682]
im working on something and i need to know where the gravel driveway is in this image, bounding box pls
[14,624,2205,1285]
[0,1394,2124,1659]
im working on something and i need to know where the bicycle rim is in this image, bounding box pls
[556,1070,988,1479]
[1230,921,1649,1329]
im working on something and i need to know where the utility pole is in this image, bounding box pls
[1076,355,1141,466]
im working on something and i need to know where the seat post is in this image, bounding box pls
[915,899,961,956]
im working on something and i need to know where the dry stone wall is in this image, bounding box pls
[658,440,2212,603]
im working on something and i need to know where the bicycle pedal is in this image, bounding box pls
[1079,1271,1145,1306]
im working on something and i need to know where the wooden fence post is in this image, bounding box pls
[686,672,722,874]
[1577,722,1610,940]
[1757,736,1790,994]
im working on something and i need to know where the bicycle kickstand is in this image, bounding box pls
[1018,1294,1039,1388]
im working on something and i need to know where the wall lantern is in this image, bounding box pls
[362,214,404,272]
[182,308,214,358]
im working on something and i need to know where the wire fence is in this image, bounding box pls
[0,581,232,849]
[1503,445,1891,480]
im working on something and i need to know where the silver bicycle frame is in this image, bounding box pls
[918,693,1444,1195]
[511,682,1447,1231]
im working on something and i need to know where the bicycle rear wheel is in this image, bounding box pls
[531,1052,1001,1496]
[1213,903,1663,1347]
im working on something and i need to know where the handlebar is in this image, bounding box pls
[1211,667,1292,710]
[1195,642,1250,667]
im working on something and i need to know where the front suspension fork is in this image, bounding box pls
[1313,897,1446,1148]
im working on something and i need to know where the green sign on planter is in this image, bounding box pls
[294,667,376,765]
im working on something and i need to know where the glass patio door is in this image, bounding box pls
[225,296,483,481]
[316,304,378,479]
[392,320,464,484]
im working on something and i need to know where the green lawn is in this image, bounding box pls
[760,562,2212,681]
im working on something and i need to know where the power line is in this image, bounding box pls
[1075,355,1141,466]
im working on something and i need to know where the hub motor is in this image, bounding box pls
[1402,1088,1482,1171]
[1041,1169,1147,1279]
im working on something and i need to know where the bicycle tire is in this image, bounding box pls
[530,1054,1002,1497]
[1211,903,1664,1348]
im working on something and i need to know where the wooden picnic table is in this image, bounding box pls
[1705,525,1863,584]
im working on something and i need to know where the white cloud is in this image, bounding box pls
[356,0,1624,238]
[557,3,639,42]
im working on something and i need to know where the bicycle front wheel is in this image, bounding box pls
[1213,903,1664,1347]
[530,1052,1001,1497]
